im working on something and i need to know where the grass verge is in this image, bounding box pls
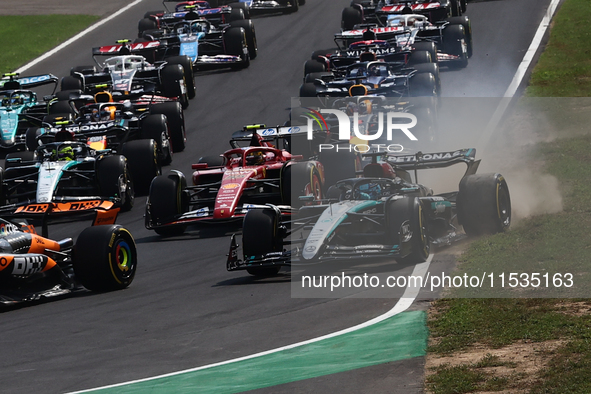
[0,15,99,74]
[426,0,591,392]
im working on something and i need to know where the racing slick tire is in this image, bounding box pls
[387,196,430,264]
[140,114,172,166]
[229,7,245,21]
[147,172,189,236]
[409,72,438,97]
[342,6,362,30]
[242,208,282,276]
[229,2,250,19]
[95,154,134,212]
[229,19,257,60]
[412,42,438,63]
[161,64,190,109]
[457,173,511,236]
[299,82,318,97]
[150,101,187,153]
[318,149,358,191]
[304,59,326,76]
[166,56,196,100]
[138,17,158,37]
[224,27,250,70]
[121,139,161,197]
[198,155,226,167]
[447,16,473,58]
[280,161,323,207]
[408,50,433,66]
[25,127,42,152]
[413,63,441,97]
[299,0,306,5]
[443,24,469,69]
[73,225,137,291]
[60,76,83,92]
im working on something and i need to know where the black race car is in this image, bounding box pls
[0,140,157,226]
[62,50,194,109]
[227,148,511,276]
[342,0,466,30]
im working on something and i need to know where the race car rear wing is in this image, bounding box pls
[364,148,481,178]
[0,73,58,91]
[92,40,163,57]
[229,124,321,148]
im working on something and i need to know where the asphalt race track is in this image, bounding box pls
[0,0,554,393]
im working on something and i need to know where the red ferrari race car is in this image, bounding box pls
[145,124,327,235]
[0,219,137,306]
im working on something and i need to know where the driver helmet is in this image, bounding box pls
[53,146,75,161]
[357,182,382,200]
[10,95,23,105]
[100,106,117,121]
[245,151,265,166]
[368,64,380,76]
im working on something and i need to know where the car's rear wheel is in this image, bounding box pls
[443,24,469,68]
[140,114,172,166]
[229,19,257,60]
[457,173,511,236]
[96,154,134,211]
[166,56,196,100]
[224,27,250,69]
[61,75,83,91]
[147,173,188,236]
[73,225,137,291]
[161,64,189,109]
[150,101,186,153]
[138,17,158,37]
[342,6,362,30]
[242,208,282,276]
[121,139,161,197]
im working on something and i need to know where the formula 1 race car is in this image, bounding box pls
[0,73,58,153]
[140,1,251,30]
[136,16,256,70]
[0,140,156,226]
[0,219,137,306]
[227,148,511,276]
[145,124,329,235]
[208,0,304,15]
[300,58,439,100]
[342,0,466,29]
[32,91,179,175]
[62,49,194,109]
[331,14,472,68]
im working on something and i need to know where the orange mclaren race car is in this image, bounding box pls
[0,219,137,306]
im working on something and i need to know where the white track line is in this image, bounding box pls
[68,255,433,393]
[477,0,562,147]
[15,0,145,74]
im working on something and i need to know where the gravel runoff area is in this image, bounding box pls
[0,0,127,15]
